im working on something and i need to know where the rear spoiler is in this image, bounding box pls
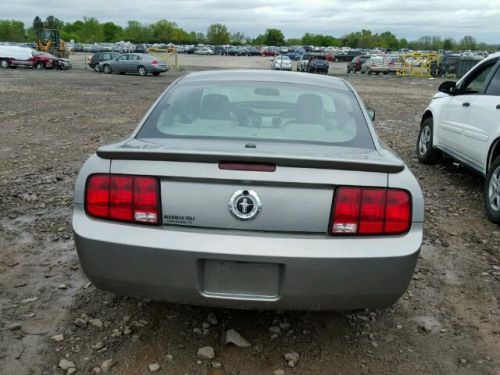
[96,149,405,174]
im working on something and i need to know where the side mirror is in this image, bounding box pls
[366,108,376,121]
[438,81,457,95]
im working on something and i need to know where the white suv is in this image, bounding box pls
[416,52,500,223]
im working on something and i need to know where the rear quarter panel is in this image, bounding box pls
[73,155,111,205]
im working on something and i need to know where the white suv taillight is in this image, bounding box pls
[330,187,411,235]
[85,174,160,224]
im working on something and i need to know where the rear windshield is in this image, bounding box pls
[137,81,374,148]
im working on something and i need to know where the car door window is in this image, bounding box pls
[485,66,500,96]
[127,55,138,60]
[461,61,496,94]
[116,55,127,61]
[103,53,110,60]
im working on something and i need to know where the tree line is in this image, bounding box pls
[0,16,496,51]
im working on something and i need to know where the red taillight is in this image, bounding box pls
[331,187,411,235]
[151,59,158,65]
[86,175,110,218]
[384,190,411,234]
[85,174,160,225]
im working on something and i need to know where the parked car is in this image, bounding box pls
[73,70,423,310]
[271,55,292,71]
[438,53,461,76]
[226,47,242,56]
[88,52,120,72]
[33,51,72,70]
[194,47,214,55]
[307,55,329,74]
[99,53,168,76]
[262,49,279,57]
[361,56,386,75]
[416,52,500,223]
[246,47,262,56]
[213,46,227,55]
[347,55,370,73]
[0,46,70,70]
[185,46,198,54]
[134,44,148,54]
[297,53,313,72]
[386,56,404,74]
[332,50,362,62]
[285,51,302,61]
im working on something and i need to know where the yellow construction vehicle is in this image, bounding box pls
[36,29,69,58]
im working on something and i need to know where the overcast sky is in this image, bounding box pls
[3,0,500,43]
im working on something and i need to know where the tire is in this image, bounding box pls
[484,156,500,223]
[93,64,100,72]
[103,64,112,74]
[416,117,441,164]
[153,72,160,76]
[0,59,9,69]
[35,62,45,70]
[137,65,147,76]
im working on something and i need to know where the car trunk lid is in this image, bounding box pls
[103,139,401,233]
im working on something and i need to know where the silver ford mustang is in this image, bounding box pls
[73,70,423,311]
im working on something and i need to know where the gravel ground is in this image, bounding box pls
[0,64,499,375]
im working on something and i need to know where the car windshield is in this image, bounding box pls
[137,81,374,148]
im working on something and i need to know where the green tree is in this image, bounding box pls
[399,38,408,49]
[255,28,285,46]
[302,33,340,47]
[231,31,246,45]
[76,17,103,43]
[460,35,476,50]
[44,15,63,30]
[430,36,442,51]
[124,20,152,43]
[206,23,230,45]
[442,38,456,50]
[379,31,399,49]
[342,29,375,48]
[0,20,25,41]
[286,38,302,46]
[103,22,122,42]
[32,16,44,36]
[151,20,176,42]
[196,32,206,44]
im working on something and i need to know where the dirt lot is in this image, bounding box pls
[0,64,499,375]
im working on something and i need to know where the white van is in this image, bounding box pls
[0,46,32,68]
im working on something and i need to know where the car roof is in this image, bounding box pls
[484,51,500,62]
[179,70,349,90]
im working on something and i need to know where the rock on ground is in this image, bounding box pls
[198,346,215,359]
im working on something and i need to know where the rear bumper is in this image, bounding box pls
[73,205,422,311]
[150,65,168,73]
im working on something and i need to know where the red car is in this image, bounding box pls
[0,46,68,70]
[347,55,370,73]
[262,49,279,56]
[325,52,335,62]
